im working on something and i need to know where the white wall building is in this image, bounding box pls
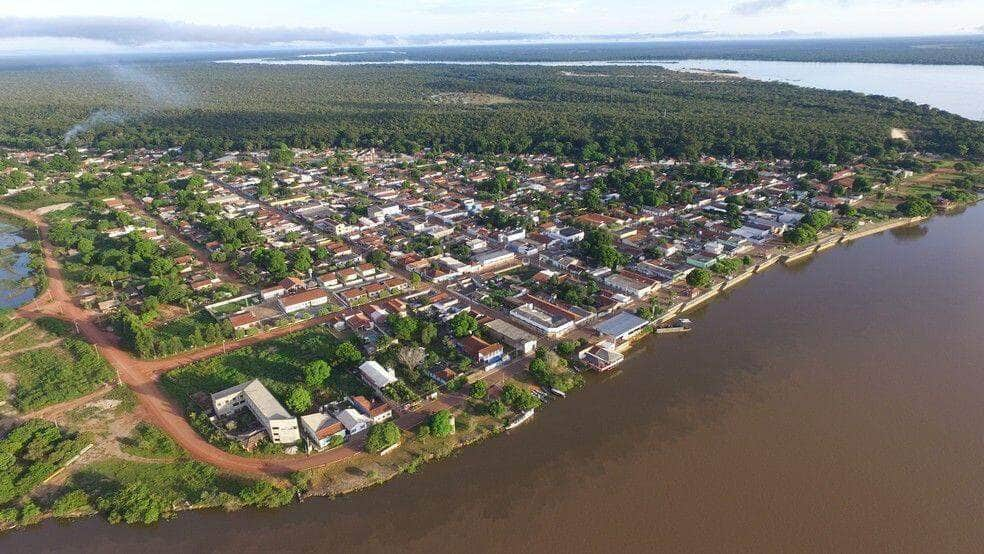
[211,379,300,444]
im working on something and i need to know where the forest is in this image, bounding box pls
[0,60,981,161]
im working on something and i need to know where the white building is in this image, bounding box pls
[299,412,346,450]
[336,407,371,435]
[277,289,329,314]
[359,360,399,392]
[509,303,575,337]
[211,379,300,444]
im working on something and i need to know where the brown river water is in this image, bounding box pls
[3,205,984,553]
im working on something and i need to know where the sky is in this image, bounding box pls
[0,0,982,55]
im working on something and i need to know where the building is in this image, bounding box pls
[351,395,393,424]
[469,249,517,273]
[336,407,371,435]
[359,360,399,393]
[228,311,261,332]
[604,271,657,299]
[211,379,300,444]
[592,311,650,343]
[299,412,346,450]
[278,289,329,314]
[484,318,538,354]
[510,302,575,337]
[458,335,506,367]
[579,342,625,371]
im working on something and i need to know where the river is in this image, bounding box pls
[0,220,35,309]
[216,56,984,120]
[4,201,983,551]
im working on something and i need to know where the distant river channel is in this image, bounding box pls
[5,201,984,550]
[216,55,984,120]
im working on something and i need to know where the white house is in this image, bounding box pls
[336,408,371,435]
[359,360,398,391]
[211,379,300,444]
[299,412,346,450]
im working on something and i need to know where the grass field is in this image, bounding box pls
[7,337,114,412]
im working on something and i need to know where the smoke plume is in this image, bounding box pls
[63,109,127,145]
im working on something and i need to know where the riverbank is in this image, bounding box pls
[6,193,984,553]
[0,197,975,535]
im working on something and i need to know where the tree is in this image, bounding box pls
[388,315,419,342]
[686,268,712,288]
[470,380,489,400]
[303,360,332,389]
[486,399,507,418]
[802,210,833,230]
[419,322,437,346]
[365,421,401,453]
[285,386,312,414]
[293,247,312,274]
[428,410,455,438]
[852,175,872,193]
[500,383,541,412]
[239,480,295,508]
[397,346,425,371]
[580,228,624,270]
[783,224,818,245]
[333,341,364,366]
[897,197,934,217]
[269,144,295,166]
[450,311,478,337]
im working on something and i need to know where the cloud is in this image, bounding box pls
[0,16,370,46]
[731,0,792,16]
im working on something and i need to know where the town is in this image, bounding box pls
[1,140,978,497]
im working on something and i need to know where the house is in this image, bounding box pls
[604,271,657,299]
[211,379,300,444]
[458,335,506,367]
[579,342,625,371]
[336,408,371,435]
[299,412,346,450]
[592,311,650,343]
[228,311,261,332]
[261,285,287,300]
[278,289,329,314]
[484,318,538,354]
[359,360,398,392]
[351,395,393,424]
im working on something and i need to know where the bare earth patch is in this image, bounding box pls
[890,128,910,141]
[429,92,515,105]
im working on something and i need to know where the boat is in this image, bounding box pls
[549,387,567,398]
[506,409,535,429]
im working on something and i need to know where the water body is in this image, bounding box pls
[676,59,984,121]
[0,220,35,309]
[216,56,984,120]
[4,203,984,551]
